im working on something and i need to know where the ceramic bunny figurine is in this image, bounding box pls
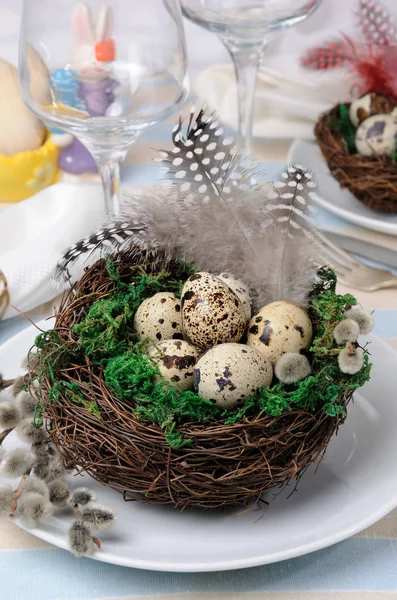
[58,2,118,174]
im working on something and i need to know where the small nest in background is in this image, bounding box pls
[33,254,352,511]
[315,104,397,213]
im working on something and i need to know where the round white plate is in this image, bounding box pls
[288,138,397,236]
[1,322,397,572]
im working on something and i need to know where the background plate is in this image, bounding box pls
[1,322,397,572]
[288,139,397,236]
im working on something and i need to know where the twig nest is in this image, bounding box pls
[214,272,252,320]
[355,114,397,157]
[333,318,360,345]
[349,93,397,127]
[133,292,183,342]
[193,343,273,409]
[344,308,374,335]
[148,339,199,390]
[247,301,312,364]
[181,272,247,350]
[274,353,311,384]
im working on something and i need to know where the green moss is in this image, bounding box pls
[74,261,194,364]
[328,104,357,154]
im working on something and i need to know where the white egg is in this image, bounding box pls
[247,301,312,364]
[148,339,199,390]
[193,343,273,409]
[215,272,252,320]
[134,292,183,343]
[181,272,247,350]
[349,92,397,127]
[355,114,397,157]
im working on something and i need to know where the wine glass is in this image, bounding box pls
[181,0,321,154]
[19,0,189,220]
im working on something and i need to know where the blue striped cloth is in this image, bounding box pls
[1,119,397,600]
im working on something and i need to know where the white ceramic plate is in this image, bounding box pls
[288,138,397,236]
[2,322,397,572]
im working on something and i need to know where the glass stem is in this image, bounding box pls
[225,45,261,156]
[92,150,127,221]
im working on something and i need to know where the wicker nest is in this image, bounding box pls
[35,253,352,511]
[315,104,397,213]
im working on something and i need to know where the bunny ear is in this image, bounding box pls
[96,5,113,41]
[71,2,95,44]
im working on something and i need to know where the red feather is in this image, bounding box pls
[350,44,397,99]
[301,38,356,69]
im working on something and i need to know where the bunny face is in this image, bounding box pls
[70,2,114,82]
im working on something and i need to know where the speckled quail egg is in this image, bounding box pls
[134,292,183,343]
[193,343,273,409]
[214,272,252,320]
[355,113,397,157]
[349,92,397,127]
[148,339,199,390]
[181,272,247,350]
[247,301,312,364]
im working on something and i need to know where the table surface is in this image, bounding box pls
[1,126,397,600]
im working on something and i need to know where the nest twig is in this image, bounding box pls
[315,104,397,213]
[36,253,351,510]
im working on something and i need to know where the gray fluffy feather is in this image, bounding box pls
[55,107,320,308]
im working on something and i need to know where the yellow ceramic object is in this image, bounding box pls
[0,134,59,203]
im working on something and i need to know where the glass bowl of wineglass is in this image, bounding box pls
[19,0,189,220]
[181,0,321,154]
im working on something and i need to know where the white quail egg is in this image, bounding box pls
[247,301,312,364]
[148,339,199,390]
[349,92,397,127]
[134,292,183,343]
[214,272,252,320]
[193,343,273,409]
[181,272,247,350]
[355,114,397,157]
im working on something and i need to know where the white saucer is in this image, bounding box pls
[1,322,397,572]
[288,138,397,236]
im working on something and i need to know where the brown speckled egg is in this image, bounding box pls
[193,343,273,409]
[247,301,312,364]
[148,339,199,390]
[349,92,397,127]
[134,292,183,342]
[181,272,247,350]
[215,272,252,320]
[355,113,397,156]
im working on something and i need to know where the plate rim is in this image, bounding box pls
[288,138,397,237]
[2,321,397,572]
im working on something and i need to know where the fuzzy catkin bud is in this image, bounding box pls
[338,346,365,375]
[0,448,33,478]
[31,446,51,480]
[274,353,311,384]
[68,521,95,557]
[80,503,116,531]
[10,377,25,398]
[17,492,53,527]
[48,480,69,507]
[333,319,360,345]
[69,488,96,507]
[345,308,374,335]
[16,391,36,419]
[0,486,13,517]
[16,419,47,445]
[0,403,21,429]
[47,455,65,480]
[20,476,49,500]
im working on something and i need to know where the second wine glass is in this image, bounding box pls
[181,0,321,155]
[19,0,189,220]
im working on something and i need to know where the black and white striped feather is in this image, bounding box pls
[54,107,319,308]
